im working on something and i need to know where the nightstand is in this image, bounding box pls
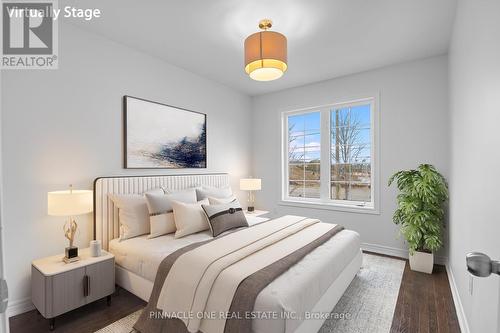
[244,209,269,217]
[245,210,270,226]
[31,248,115,330]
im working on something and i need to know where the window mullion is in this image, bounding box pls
[283,115,289,200]
[319,108,330,201]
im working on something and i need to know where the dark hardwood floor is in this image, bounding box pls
[9,287,146,333]
[390,261,460,333]
[10,254,461,333]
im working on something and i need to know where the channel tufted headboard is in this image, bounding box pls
[93,173,230,250]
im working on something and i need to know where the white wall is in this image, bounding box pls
[1,22,252,315]
[251,56,449,255]
[0,69,9,332]
[448,1,500,332]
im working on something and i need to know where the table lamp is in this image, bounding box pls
[48,185,93,263]
[240,178,262,213]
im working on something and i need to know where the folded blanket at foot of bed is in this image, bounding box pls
[134,215,345,333]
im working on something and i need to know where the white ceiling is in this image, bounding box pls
[62,0,457,96]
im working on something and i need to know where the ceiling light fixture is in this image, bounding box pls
[244,19,287,81]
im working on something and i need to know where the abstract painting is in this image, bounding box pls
[124,96,206,168]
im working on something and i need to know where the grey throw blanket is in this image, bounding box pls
[134,223,345,333]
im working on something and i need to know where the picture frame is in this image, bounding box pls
[123,96,207,169]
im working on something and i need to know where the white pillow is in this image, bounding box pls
[196,186,233,201]
[110,196,147,240]
[145,188,197,238]
[172,199,210,238]
[208,196,237,205]
[109,188,163,241]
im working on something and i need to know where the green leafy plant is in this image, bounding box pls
[388,164,448,255]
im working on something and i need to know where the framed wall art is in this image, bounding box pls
[124,96,207,169]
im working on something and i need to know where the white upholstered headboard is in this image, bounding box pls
[93,173,230,250]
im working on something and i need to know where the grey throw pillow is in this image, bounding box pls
[202,200,248,237]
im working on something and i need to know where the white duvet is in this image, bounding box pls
[110,217,361,333]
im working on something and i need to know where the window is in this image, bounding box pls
[288,111,321,199]
[282,98,378,212]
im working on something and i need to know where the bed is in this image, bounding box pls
[94,174,362,333]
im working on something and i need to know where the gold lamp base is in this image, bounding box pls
[259,19,273,30]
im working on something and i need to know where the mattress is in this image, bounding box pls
[109,225,361,333]
[110,230,213,282]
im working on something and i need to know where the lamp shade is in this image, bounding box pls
[48,190,93,216]
[240,178,262,191]
[244,22,287,81]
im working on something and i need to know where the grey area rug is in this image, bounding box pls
[318,253,405,333]
[95,253,405,333]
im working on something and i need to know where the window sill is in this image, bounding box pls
[279,199,380,215]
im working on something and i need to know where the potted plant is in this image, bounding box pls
[388,164,448,274]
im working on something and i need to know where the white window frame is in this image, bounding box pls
[280,96,380,214]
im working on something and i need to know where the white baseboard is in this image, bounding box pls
[445,264,470,333]
[361,242,408,258]
[6,297,34,318]
[361,242,448,265]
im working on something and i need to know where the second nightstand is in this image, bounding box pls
[244,209,269,217]
[244,210,270,226]
[31,248,115,330]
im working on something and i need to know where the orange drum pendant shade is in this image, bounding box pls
[244,20,287,81]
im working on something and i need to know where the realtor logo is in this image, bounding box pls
[2,1,58,69]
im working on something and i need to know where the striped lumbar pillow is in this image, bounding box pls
[202,200,248,237]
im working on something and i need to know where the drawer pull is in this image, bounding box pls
[83,275,90,297]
